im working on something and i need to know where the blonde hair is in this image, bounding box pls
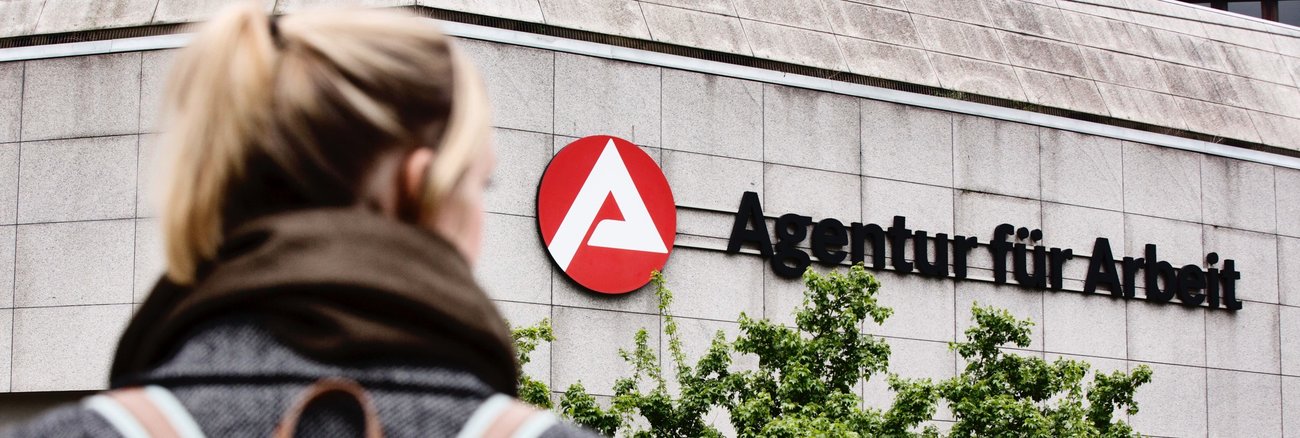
[159,3,490,284]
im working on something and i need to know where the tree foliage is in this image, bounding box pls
[917,305,1152,438]
[727,265,931,437]
[509,265,1153,437]
[510,316,556,409]
[557,271,732,437]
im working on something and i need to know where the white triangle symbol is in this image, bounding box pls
[548,139,668,271]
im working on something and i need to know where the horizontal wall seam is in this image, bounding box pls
[1,17,1299,170]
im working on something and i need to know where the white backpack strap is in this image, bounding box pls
[84,385,207,438]
[456,394,558,438]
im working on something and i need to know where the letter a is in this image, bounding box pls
[547,139,668,271]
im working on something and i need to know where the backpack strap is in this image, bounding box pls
[83,386,207,438]
[273,378,384,438]
[456,394,558,438]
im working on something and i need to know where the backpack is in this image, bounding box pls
[82,378,557,438]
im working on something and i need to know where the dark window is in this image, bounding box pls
[1182,0,1300,26]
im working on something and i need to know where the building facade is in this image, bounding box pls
[1,0,1299,437]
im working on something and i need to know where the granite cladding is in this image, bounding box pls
[0,6,1298,436]
[4,0,1300,151]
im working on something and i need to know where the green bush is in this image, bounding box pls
[509,265,1152,437]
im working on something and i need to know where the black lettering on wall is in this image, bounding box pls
[1221,259,1243,310]
[1121,256,1144,299]
[1084,238,1122,296]
[1178,264,1206,306]
[1011,228,1049,289]
[850,222,887,270]
[952,236,979,280]
[913,232,949,278]
[725,193,1246,312]
[727,191,772,257]
[1048,247,1074,291]
[988,224,1015,284]
[1144,245,1178,303]
[772,213,812,278]
[1205,253,1221,308]
[812,218,848,266]
[887,216,913,274]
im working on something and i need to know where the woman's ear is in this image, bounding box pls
[399,148,436,221]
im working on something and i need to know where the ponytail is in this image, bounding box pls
[160,2,278,284]
[157,3,488,284]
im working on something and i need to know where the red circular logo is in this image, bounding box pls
[537,135,676,294]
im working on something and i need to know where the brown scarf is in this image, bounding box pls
[111,208,518,396]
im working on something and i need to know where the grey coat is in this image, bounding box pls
[2,316,602,438]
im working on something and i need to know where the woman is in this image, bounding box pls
[7,3,598,437]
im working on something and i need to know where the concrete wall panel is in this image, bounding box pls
[953,116,1039,199]
[1129,361,1207,438]
[762,85,859,174]
[134,218,162,303]
[1043,290,1126,359]
[21,53,140,141]
[1278,167,1300,238]
[0,145,18,226]
[460,40,554,134]
[494,300,553,386]
[0,63,20,144]
[1126,299,1205,366]
[1041,202,1123,258]
[1282,305,1300,377]
[484,129,551,217]
[1203,226,1278,304]
[763,163,859,223]
[552,306,658,395]
[861,177,952,235]
[552,268,659,315]
[477,213,552,305]
[838,38,942,88]
[17,136,136,224]
[663,150,761,211]
[1281,236,1300,307]
[823,1,918,47]
[1040,130,1122,211]
[1206,303,1280,374]
[139,50,176,134]
[554,54,660,147]
[11,305,131,392]
[956,282,1044,350]
[1285,376,1300,437]
[15,220,133,308]
[741,20,844,71]
[661,70,763,161]
[954,191,1040,271]
[641,3,750,55]
[1124,214,1203,266]
[868,270,955,343]
[1201,155,1277,234]
[861,337,954,417]
[536,0,650,40]
[1207,369,1283,437]
[1122,141,1201,223]
[662,248,763,322]
[861,100,952,187]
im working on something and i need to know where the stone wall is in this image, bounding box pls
[467,38,1300,437]
[0,33,1297,437]
[3,0,1300,150]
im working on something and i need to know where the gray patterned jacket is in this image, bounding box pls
[2,316,602,438]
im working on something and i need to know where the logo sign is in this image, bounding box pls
[537,135,676,294]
